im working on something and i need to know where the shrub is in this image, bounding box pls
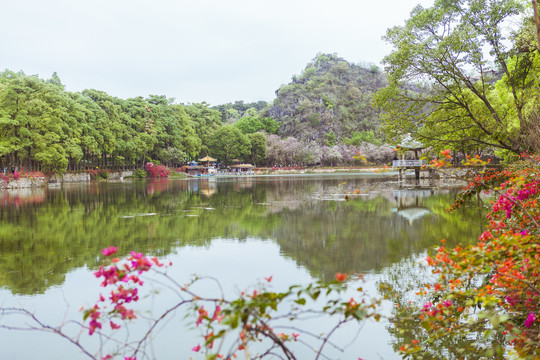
[133,169,147,178]
[145,162,170,178]
[88,168,110,180]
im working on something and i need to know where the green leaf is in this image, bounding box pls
[295,298,306,306]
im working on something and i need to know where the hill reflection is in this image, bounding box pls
[0,176,484,295]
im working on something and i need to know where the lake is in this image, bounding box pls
[0,174,485,359]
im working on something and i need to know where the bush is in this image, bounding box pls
[88,169,110,180]
[145,162,170,178]
[132,169,147,178]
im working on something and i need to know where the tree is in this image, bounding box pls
[184,102,222,157]
[375,0,538,155]
[260,116,280,134]
[247,132,266,166]
[208,125,250,165]
[234,115,264,134]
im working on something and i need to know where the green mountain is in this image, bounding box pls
[265,53,387,144]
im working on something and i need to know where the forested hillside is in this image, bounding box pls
[0,53,396,172]
[0,70,212,171]
[266,53,387,145]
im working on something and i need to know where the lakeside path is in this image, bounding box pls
[254,167,395,175]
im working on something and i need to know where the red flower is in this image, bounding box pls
[440,149,451,156]
[335,273,347,282]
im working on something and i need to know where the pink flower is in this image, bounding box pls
[524,312,536,328]
[102,246,118,256]
[110,321,121,330]
[192,344,201,352]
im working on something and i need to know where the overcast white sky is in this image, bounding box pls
[1,0,434,105]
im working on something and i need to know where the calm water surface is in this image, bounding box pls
[0,174,485,359]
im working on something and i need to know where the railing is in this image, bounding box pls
[392,160,426,167]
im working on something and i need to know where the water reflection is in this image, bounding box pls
[0,175,484,296]
[0,188,46,208]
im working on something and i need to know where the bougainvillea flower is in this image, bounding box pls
[524,312,536,328]
[192,344,201,352]
[102,246,118,256]
[110,321,121,330]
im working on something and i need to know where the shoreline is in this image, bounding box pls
[1,165,501,189]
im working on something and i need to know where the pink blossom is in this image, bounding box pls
[110,321,121,330]
[102,246,118,256]
[524,312,536,328]
[192,344,201,352]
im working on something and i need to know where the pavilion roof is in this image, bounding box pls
[400,134,424,150]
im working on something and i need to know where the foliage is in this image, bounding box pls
[208,125,250,165]
[234,116,265,134]
[385,155,540,359]
[184,102,222,157]
[131,169,148,178]
[375,0,539,155]
[234,115,280,136]
[0,71,211,171]
[88,169,110,180]
[247,132,266,166]
[343,130,382,146]
[145,162,170,178]
[212,100,268,123]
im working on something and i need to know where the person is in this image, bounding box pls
[11,167,15,174]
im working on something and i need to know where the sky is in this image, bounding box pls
[1,0,434,106]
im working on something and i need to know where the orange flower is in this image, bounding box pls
[335,272,347,282]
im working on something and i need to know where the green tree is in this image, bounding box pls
[208,125,250,165]
[326,131,336,146]
[247,132,266,165]
[343,130,382,146]
[375,0,538,154]
[234,116,264,134]
[184,102,222,156]
[260,116,280,134]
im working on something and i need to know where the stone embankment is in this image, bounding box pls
[1,171,134,189]
[0,177,46,189]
